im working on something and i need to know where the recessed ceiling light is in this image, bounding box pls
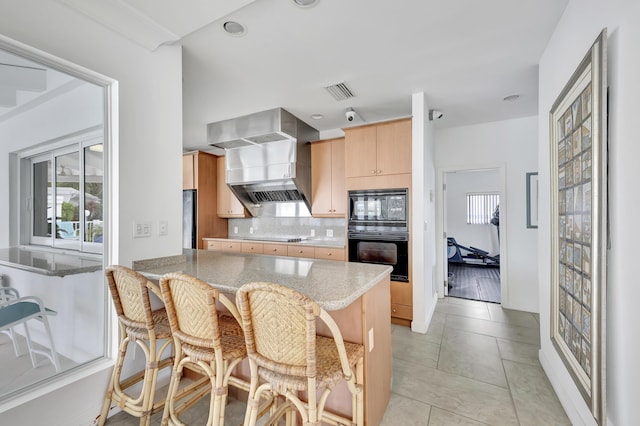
[311,114,324,120]
[223,21,246,36]
[293,0,320,8]
[503,94,520,101]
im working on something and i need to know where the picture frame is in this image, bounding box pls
[549,29,607,424]
[526,172,538,228]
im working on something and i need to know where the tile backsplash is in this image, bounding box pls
[229,217,346,243]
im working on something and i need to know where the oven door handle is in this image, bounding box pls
[348,233,408,242]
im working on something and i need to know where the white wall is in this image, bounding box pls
[0,0,183,423]
[435,116,539,312]
[411,92,438,333]
[538,1,640,425]
[446,169,501,256]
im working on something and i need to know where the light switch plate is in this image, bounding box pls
[133,221,151,238]
[158,221,168,236]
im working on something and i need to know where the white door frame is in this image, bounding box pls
[435,163,508,304]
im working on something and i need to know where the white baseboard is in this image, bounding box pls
[539,348,600,426]
[411,292,437,334]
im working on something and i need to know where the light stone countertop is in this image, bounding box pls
[134,249,390,311]
[0,247,103,277]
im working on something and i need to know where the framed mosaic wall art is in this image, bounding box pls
[549,29,607,424]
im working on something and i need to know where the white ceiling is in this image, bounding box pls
[6,0,569,151]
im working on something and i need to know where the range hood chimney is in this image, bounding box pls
[207,108,319,217]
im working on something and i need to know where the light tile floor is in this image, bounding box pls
[105,297,571,425]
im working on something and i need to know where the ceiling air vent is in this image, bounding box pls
[324,82,354,101]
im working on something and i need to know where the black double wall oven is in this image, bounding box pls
[347,188,409,282]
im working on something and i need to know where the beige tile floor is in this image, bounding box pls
[104,297,570,425]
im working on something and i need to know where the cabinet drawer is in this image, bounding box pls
[391,303,412,320]
[314,247,345,261]
[204,240,221,251]
[263,244,288,256]
[220,241,241,252]
[288,245,315,259]
[242,243,264,254]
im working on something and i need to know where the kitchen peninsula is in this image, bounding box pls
[133,249,392,425]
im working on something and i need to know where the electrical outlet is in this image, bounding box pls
[158,221,168,236]
[326,229,333,238]
[249,227,254,234]
[234,226,238,234]
[133,221,151,238]
[310,229,315,237]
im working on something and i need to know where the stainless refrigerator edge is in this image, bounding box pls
[183,189,197,249]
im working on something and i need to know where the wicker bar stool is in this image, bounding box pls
[99,265,175,426]
[159,272,249,426]
[237,282,364,426]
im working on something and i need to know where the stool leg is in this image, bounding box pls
[98,334,128,426]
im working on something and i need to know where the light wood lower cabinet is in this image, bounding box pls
[241,243,264,254]
[263,244,288,256]
[220,241,241,252]
[390,280,413,322]
[287,245,315,259]
[203,239,345,262]
[314,247,346,261]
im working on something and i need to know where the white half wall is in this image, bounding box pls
[435,116,539,312]
[538,1,640,425]
[0,0,183,423]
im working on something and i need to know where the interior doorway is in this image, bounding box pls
[443,168,503,303]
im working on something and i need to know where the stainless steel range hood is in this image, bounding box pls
[207,108,319,217]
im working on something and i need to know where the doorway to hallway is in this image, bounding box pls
[443,168,503,304]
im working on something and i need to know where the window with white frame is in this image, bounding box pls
[466,193,499,225]
[26,134,103,254]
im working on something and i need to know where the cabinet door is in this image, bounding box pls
[344,126,377,178]
[314,247,346,261]
[220,241,241,252]
[330,139,346,215]
[263,244,288,256]
[183,154,195,190]
[311,140,333,215]
[204,240,222,250]
[287,245,315,259]
[242,243,264,254]
[217,156,246,217]
[376,119,412,176]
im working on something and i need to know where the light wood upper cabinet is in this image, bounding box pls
[183,154,195,190]
[376,119,412,176]
[216,156,247,218]
[311,138,346,217]
[344,118,412,178]
[344,126,377,178]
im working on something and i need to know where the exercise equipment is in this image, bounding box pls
[447,237,499,267]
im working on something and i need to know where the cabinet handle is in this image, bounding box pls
[392,308,397,313]
[378,170,382,174]
[299,250,303,253]
[272,248,277,252]
[371,170,376,174]
[327,253,332,256]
